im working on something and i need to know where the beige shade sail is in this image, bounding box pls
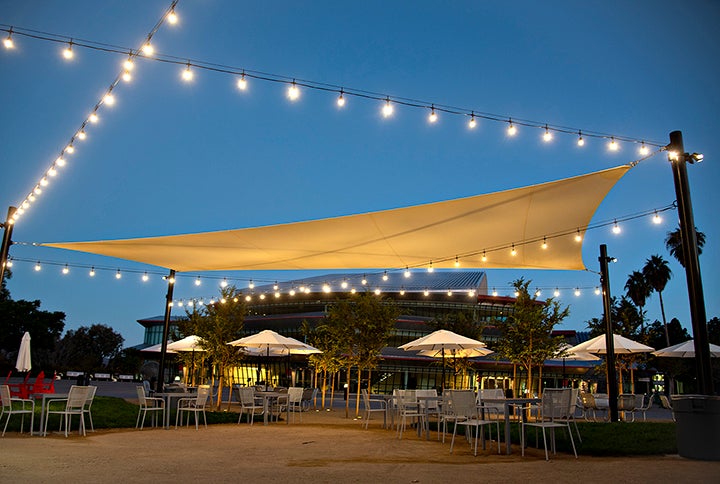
[42,165,630,272]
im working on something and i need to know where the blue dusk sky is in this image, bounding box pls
[1,1,718,346]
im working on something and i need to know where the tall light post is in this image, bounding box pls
[156,269,176,393]
[667,131,713,395]
[599,244,619,422]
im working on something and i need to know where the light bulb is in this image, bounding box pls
[124,58,134,71]
[77,130,87,140]
[62,265,69,275]
[574,288,581,297]
[574,230,582,243]
[374,288,381,295]
[535,289,541,297]
[275,291,280,298]
[237,74,248,90]
[89,267,95,277]
[5,259,12,268]
[142,272,149,282]
[543,126,552,142]
[595,287,601,295]
[612,220,621,234]
[40,177,48,187]
[195,277,201,286]
[122,70,132,82]
[337,91,346,107]
[220,278,228,288]
[492,288,498,297]
[511,245,517,256]
[350,288,356,294]
[652,211,662,225]
[507,120,517,136]
[541,237,548,250]
[427,261,434,273]
[103,93,115,106]
[65,144,75,154]
[3,33,14,49]
[361,276,367,285]
[382,98,393,117]
[63,43,74,60]
[454,256,460,268]
[481,251,487,263]
[34,261,41,271]
[514,291,520,297]
[115,270,122,279]
[341,280,348,289]
[577,131,585,146]
[381,271,388,281]
[34,186,42,195]
[249,280,255,289]
[468,114,477,129]
[639,142,649,156]
[289,289,296,296]
[608,137,619,151]
[245,295,252,302]
[142,43,154,56]
[167,9,178,24]
[428,106,438,123]
[88,113,99,123]
[322,283,331,293]
[48,167,57,177]
[554,288,560,297]
[423,289,429,297]
[447,290,453,297]
[404,267,411,278]
[400,288,406,296]
[468,290,475,297]
[287,82,300,100]
[182,63,193,81]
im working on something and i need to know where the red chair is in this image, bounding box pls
[7,372,31,399]
[30,371,55,395]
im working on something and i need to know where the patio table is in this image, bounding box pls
[417,394,442,440]
[482,397,540,455]
[256,391,290,425]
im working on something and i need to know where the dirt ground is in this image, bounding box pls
[1,408,719,483]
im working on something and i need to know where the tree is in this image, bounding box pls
[646,318,690,350]
[53,324,124,374]
[302,319,344,409]
[493,279,568,397]
[708,317,720,346]
[586,296,643,339]
[624,270,651,335]
[642,255,672,346]
[665,225,706,268]
[0,297,65,372]
[180,285,246,410]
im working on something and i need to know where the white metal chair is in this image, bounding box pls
[450,390,500,455]
[415,389,441,438]
[83,385,97,432]
[287,387,304,423]
[237,386,264,425]
[45,385,90,437]
[175,386,210,429]
[136,385,166,429]
[477,388,505,420]
[396,390,424,439]
[1,384,35,436]
[361,389,387,429]
[521,388,578,460]
[659,395,675,421]
[635,393,653,421]
[555,388,582,442]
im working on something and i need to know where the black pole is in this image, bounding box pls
[0,206,17,285]
[599,244,619,422]
[668,131,714,395]
[156,269,176,393]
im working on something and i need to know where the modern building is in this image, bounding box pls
[138,271,595,394]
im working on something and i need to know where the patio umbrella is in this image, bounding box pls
[568,334,654,393]
[167,335,206,385]
[228,330,317,388]
[399,329,488,390]
[142,341,177,353]
[15,332,31,373]
[550,343,600,387]
[651,339,720,358]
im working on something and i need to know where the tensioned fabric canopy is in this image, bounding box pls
[42,165,630,272]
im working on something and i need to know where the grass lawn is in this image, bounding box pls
[3,396,678,455]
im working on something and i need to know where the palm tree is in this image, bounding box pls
[624,270,651,335]
[665,225,706,268]
[642,255,672,346]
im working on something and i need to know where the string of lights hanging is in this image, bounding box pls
[1,16,668,226]
[0,0,180,226]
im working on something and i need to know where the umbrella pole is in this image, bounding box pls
[441,347,446,392]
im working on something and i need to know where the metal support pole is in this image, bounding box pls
[156,269,176,393]
[0,206,17,286]
[668,131,714,395]
[599,244,619,422]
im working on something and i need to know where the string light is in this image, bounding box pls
[103,93,115,106]
[220,278,228,288]
[574,288,581,296]
[382,97,394,117]
[361,276,367,285]
[341,279,348,289]
[374,288,381,295]
[554,288,560,297]
[195,276,201,286]
[541,237,548,250]
[337,90,345,107]
[181,62,193,81]
[65,144,75,154]
[77,129,87,140]
[507,119,517,136]
[322,283,331,293]
[543,125,553,142]
[454,256,460,268]
[62,264,69,275]
[382,271,389,281]
[167,7,178,24]
[481,251,487,263]
[574,229,583,243]
[89,266,95,277]
[423,289,430,297]
[427,261,434,273]
[612,219,621,234]
[653,211,662,225]
[577,131,585,147]
[236,73,248,90]
[468,112,477,129]
[404,267,411,278]
[639,142,649,156]
[608,137,619,151]
[447,290,453,296]
[4,29,14,49]
[142,272,149,282]
[594,286,601,295]
[287,81,300,101]
[428,105,438,123]
[510,245,517,256]
[142,42,154,56]
[62,41,74,60]
[399,287,406,296]
[535,289,541,297]
[273,282,279,291]
[88,112,99,124]
[115,269,122,279]
[248,280,254,289]
[492,288,498,297]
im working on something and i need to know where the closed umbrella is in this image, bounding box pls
[399,329,488,390]
[15,332,31,373]
[651,339,720,358]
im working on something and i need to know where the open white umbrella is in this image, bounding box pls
[418,347,493,358]
[652,339,720,358]
[142,341,177,353]
[228,330,319,388]
[399,329,488,389]
[567,334,654,355]
[15,332,31,373]
[166,335,205,352]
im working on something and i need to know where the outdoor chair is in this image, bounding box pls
[136,385,165,429]
[83,385,98,432]
[416,389,441,438]
[175,386,210,430]
[580,392,607,422]
[270,388,289,422]
[521,388,578,461]
[45,385,90,437]
[659,395,675,421]
[477,388,505,421]
[635,393,653,421]
[142,380,155,397]
[361,389,387,429]
[1,384,35,437]
[7,373,31,399]
[236,386,264,425]
[449,390,500,455]
[554,388,582,443]
[301,388,318,411]
[29,371,55,396]
[618,394,638,422]
[396,390,424,440]
[286,387,304,423]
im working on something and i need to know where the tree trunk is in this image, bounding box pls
[345,365,352,418]
[526,365,532,397]
[659,291,670,346]
[512,364,517,397]
[538,365,543,397]
[321,369,327,409]
[355,367,362,417]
